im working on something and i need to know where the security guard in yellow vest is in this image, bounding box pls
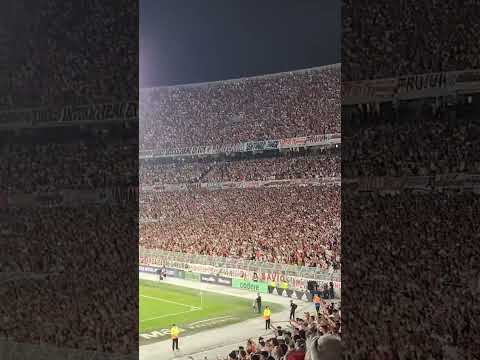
[170,324,180,351]
[263,306,272,330]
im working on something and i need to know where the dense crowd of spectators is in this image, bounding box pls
[1,204,138,354]
[1,126,137,354]
[140,65,340,150]
[343,97,480,177]
[140,148,340,185]
[2,142,137,193]
[217,302,341,360]
[140,186,340,270]
[343,0,480,80]
[342,190,479,358]
[2,0,137,110]
[0,124,137,193]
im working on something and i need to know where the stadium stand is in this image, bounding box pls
[139,65,341,359]
[342,191,479,359]
[341,67,480,358]
[0,123,138,354]
[139,65,341,272]
[1,0,138,354]
[139,64,340,150]
[343,0,480,80]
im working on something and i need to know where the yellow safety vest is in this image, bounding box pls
[263,308,271,319]
[170,326,179,339]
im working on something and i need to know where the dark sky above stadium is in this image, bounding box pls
[140,0,340,87]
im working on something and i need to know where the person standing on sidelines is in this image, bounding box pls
[289,300,298,320]
[263,305,272,330]
[313,294,322,315]
[256,293,262,313]
[170,323,180,351]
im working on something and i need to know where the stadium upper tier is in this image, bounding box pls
[139,64,340,150]
[343,0,480,81]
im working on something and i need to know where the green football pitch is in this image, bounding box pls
[139,279,283,344]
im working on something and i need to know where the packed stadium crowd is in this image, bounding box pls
[1,204,138,354]
[140,148,340,185]
[138,65,341,270]
[140,186,340,270]
[342,190,479,359]
[0,122,137,193]
[217,302,342,360]
[2,141,137,193]
[3,0,136,109]
[0,0,139,355]
[1,127,138,355]
[343,0,480,80]
[343,98,479,177]
[139,65,340,150]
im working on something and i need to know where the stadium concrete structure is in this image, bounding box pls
[139,64,342,359]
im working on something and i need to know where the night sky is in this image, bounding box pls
[140,0,340,88]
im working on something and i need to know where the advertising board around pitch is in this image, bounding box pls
[232,278,269,293]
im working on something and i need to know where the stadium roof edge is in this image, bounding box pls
[140,63,341,92]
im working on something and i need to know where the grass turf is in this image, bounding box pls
[139,279,282,344]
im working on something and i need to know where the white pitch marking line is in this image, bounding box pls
[140,294,201,310]
[140,308,200,323]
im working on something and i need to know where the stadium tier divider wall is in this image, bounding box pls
[139,264,340,301]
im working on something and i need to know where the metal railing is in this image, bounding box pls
[139,247,340,282]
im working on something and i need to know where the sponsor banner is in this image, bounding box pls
[164,267,177,277]
[138,265,178,277]
[198,273,233,286]
[184,271,201,282]
[244,139,279,152]
[200,273,218,284]
[217,276,233,287]
[176,269,186,279]
[232,278,269,293]
[139,265,158,273]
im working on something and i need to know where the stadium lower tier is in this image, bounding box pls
[140,186,340,269]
